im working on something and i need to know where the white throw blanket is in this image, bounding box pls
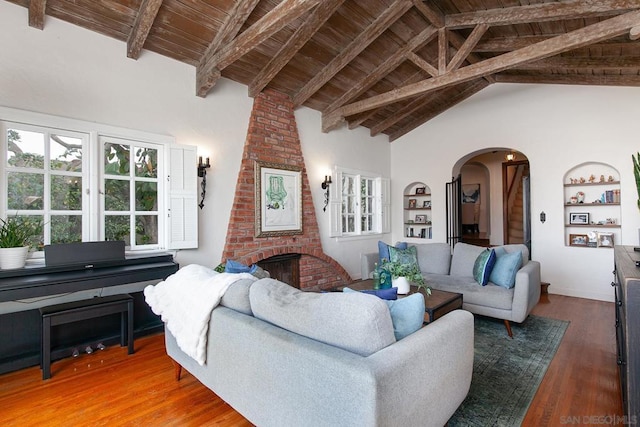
[144,264,256,365]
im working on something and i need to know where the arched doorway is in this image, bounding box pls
[450,149,530,249]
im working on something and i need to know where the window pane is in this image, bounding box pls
[135,147,157,178]
[104,143,130,176]
[105,179,130,211]
[135,181,157,211]
[50,135,82,172]
[136,215,158,245]
[51,176,82,210]
[51,215,82,244]
[347,216,355,232]
[15,215,44,250]
[7,129,45,169]
[105,216,130,245]
[8,172,44,210]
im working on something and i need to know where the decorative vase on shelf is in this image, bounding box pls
[393,277,411,295]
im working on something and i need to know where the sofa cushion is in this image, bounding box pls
[389,245,420,270]
[250,279,396,356]
[473,248,496,286]
[489,248,523,289]
[414,243,452,275]
[425,274,514,310]
[450,243,485,277]
[343,287,424,340]
[220,278,256,315]
[378,240,408,264]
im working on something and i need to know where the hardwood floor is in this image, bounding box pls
[0,294,622,426]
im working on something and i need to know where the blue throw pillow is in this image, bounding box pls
[473,248,496,286]
[378,240,408,265]
[388,245,419,269]
[344,287,424,340]
[386,293,425,340]
[225,259,258,274]
[343,286,398,300]
[489,249,522,289]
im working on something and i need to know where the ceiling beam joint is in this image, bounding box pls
[127,0,163,60]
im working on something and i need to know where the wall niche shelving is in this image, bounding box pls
[564,162,620,248]
[404,182,432,239]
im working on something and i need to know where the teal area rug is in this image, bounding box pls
[448,315,569,426]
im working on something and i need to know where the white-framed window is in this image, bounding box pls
[329,166,389,237]
[1,107,197,254]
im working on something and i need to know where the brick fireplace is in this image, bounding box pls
[221,89,351,291]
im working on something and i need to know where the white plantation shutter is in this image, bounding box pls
[379,177,390,233]
[166,144,198,249]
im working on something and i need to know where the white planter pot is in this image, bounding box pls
[0,246,29,270]
[393,277,411,295]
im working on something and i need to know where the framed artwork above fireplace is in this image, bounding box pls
[255,161,302,237]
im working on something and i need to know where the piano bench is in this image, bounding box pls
[39,294,134,380]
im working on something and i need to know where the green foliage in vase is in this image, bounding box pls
[0,216,43,249]
[380,259,431,296]
[633,152,640,211]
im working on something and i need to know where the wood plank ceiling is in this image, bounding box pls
[8,0,640,141]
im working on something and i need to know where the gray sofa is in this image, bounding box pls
[165,277,474,427]
[362,242,541,337]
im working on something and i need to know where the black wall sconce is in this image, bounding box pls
[198,156,210,209]
[321,175,332,212]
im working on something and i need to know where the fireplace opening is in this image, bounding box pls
[257,253,301,289]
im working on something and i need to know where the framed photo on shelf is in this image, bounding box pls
[569,234,588,247]
[597,232,614,248]
[415,215,427,223]
[423,200,431,208]
[408,198,417,208]
[415,186,426,195]
[569,212,590,225]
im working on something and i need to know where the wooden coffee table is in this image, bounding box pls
[342,280,463,324]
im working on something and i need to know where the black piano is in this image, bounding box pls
[0,241,179,375]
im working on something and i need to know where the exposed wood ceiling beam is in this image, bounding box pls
[447,24,488,72]
[408,52,438,77]
[495,73,640,86]
[322,26,437,129]
[199,0,261,74]
[28,0,46,30]
[325,9,640,128]
[448,31,495,83]
[249,0,345,98]
[446,0,640,29]
[412,0,444,28]
[514,56,640,70]
[474,34,637,52]
[292,0,413,107]
[389,79,489,141]
[438,28,447,74]
[127,0,163,59]
[345,69,426,131]
[631,26,640,40]
[196,0,320,97]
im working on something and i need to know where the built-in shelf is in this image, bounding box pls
[404,182,432,239]
[564,163,620,248]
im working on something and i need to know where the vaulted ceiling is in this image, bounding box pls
[7,0,640,141]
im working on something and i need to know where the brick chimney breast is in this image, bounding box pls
[221,89,351,291]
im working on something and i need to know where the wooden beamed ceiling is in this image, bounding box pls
[13,0,640,141]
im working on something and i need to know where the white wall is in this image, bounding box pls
[0,2,390,279]
[392,83,640,302]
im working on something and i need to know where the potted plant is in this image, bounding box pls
[381,259,431,296]
[0,216,43,269]
[633,152,640,210]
